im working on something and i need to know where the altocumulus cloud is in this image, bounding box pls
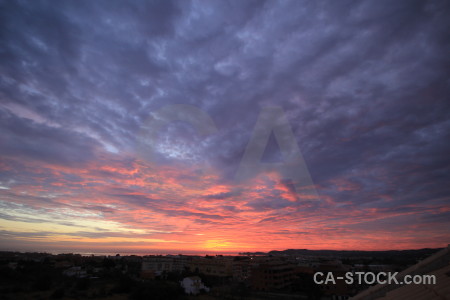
[0,0,449,252]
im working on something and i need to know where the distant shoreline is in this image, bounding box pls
[0,247,443,258]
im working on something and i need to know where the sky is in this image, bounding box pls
[0,0,449,254]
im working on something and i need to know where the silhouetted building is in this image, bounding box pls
[188,256,233,277]
[250,261,295,291]
[233,257,252,282]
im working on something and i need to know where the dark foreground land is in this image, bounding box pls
[0,248,442,300]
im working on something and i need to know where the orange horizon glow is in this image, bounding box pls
[1,153,448,254]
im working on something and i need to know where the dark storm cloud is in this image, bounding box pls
[0,0,449,234]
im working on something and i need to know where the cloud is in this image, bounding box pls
[0,0,449,252]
